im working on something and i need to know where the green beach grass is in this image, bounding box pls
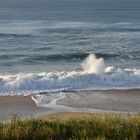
[0,113,140,140]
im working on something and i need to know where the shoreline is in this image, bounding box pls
[0,89,140,121]
[0,95,57,121]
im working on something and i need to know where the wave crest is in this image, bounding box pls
[81,54,106,74]
[0,54,140,95]
[0,69,140,95]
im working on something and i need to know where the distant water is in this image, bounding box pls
[0,1,140,95]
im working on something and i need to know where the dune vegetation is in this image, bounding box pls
[0,113,140,140]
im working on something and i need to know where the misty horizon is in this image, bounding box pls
[0,0,140,11]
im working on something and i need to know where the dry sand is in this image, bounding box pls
[41,112,106,120]
[41,112,135,121]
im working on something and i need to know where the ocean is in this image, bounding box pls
[0,0,140,109]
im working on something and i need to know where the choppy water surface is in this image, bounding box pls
[0,0,140,95]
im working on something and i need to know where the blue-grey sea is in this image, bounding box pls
[0,0,140,96]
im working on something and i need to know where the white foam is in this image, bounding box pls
[81,54,106,74]
[0,54,140,95]
[105,66,115,73]
[31,92,74,111]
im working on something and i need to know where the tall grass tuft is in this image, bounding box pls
[0,113,140,140]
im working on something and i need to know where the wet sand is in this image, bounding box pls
[0,96,55,121]
[0,89,140,121]
[57,89,140,113]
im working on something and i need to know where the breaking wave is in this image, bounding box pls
[0,54,140,95]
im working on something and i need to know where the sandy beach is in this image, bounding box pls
[57,89,140,113]
[0,96,55,121]
[0,89,140,121]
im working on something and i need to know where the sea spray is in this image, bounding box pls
[81,54,106,74]
[0,54,140,95]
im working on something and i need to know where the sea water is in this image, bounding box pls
[0,0,140,96]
